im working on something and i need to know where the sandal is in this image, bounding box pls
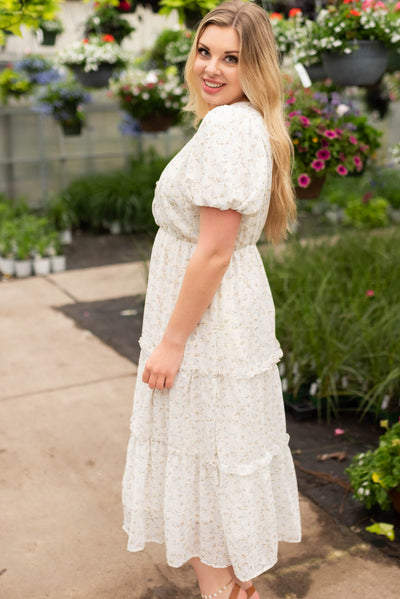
[229,583,258,599]
[244,585,257,598]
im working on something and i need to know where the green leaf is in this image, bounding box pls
[366,522,395,541]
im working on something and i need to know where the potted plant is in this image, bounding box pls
[269,9,304,61]
[291,17,327,81]
[0,68,33,105]
[158,0,220,28]
[346,422,400,512]
[313,1,400,86]
[165,28,194,78]
[37,17,64,46]
[84,6,135,45]
[35,80,90,136]
[0,219,17,276]
[57,35,128,88]
[14,54,61,85]
[285,85,382,198]
[32,219,55,276]
[14,218,35,278]
[109,66,187,131]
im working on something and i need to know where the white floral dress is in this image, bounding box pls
[122,102,301,581]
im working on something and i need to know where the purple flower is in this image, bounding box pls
[299,116,311,127]
[297,174,311,188]
[311,159,325,171]
[324,130,337,139]
[316,149,331,160]
[337,165,348,176]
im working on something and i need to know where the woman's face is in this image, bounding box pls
[193,25,246,109]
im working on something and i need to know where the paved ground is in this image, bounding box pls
[1,259,400,599]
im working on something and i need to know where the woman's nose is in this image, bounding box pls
[204,58,221,76]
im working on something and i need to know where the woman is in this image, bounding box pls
[122,2,301,597]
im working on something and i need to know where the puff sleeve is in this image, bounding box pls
[185,104,272,216]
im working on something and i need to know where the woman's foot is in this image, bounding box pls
[200,580,247,599]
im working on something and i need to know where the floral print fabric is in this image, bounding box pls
[123,102,301,581]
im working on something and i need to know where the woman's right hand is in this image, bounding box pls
[142,338,185,390]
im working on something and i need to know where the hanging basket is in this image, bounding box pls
[139,114,175,132]
[40,29,58,46]
[387,49,400,73]
[71,63,115,88]
[305,62,327,82]
[295,176,326,200]
[322,40,388,87]
[60,119,83,136]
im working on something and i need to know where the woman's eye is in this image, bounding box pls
[198,47,209,57]
[225,55,238,64]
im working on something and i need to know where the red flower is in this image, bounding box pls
[289,8,302,17]
[366,289,375,297]
[349,9,361,16]
[270,12,283,20]
[83,38,89,44]
[102,34,115,43]
[343,0,353,3]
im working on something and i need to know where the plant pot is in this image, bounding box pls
[40,29,58,46]
[295,176,326,200]
[59,229,72,245]
[15,259,32,278]
[60,119,83,136]
[389,488,400,513]
[139,114,175,132]
[33,257,51,276]
[0,256,15,276]
[71,63,115,88]
[322,41,389,87]
[50,255,66,273]
[305,62,327,82]
[386,49,400,73]
[109,221,121,235]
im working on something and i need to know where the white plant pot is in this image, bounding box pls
[0,257,16,276]
[109,221,121,235]
[33,257,51,276]
[15,259,32,278]
[50,255,66,273]
[59,229,72,245]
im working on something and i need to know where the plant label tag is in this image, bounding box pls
[294,63,312,88]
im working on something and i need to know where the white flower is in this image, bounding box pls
[145,71,158,84]
[337,103,350,116]
[142,92,150,100]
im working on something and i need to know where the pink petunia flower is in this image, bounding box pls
[324,130,337,139]
[321,139,329,148]
[289,110,301,118]
[317,149,331,160]
[349,135,358,145]
[354,156,363,170]
[339,152,346,162]
[297,174,311,188]
[286,96,296,105]
[366,289,375,297]
[299,116,311,127]
[335,128,343,137]
[337,165,348,176]
[334,428,344,437]
[395,0,400,11]
[311,159,325,171]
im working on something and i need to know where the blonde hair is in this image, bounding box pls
[184,0,296,244]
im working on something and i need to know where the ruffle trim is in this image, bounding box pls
[127,433,291,476]
[138,337,283,379]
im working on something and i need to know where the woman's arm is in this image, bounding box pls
[142,206,242,390]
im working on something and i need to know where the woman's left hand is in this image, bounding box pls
[142,338,185,390]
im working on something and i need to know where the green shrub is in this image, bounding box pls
[346,422,400,511]
[58,151,169,233]
[264,230,400,419]
[344,196,389,229]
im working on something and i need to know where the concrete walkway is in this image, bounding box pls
[1,263,399,599]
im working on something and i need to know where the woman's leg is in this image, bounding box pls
[228,567,260,599]
[190,557,247,598]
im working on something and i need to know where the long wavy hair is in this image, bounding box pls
[184,0,296,244]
